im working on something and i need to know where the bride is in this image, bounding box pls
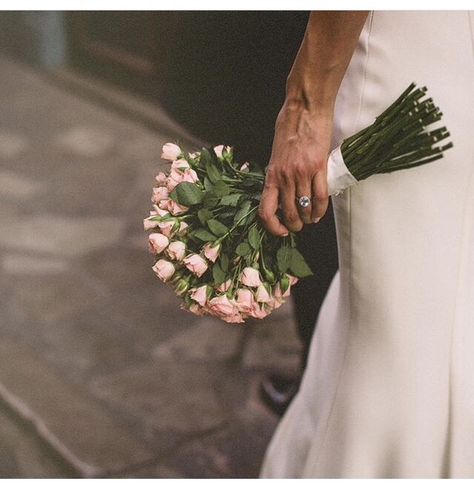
[258,10,474,478]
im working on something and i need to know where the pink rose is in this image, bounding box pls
[274,281,290,299]
[183,253,208,277]
[143,216,159,231]
[171,158,190,170]
[266,296,283,310]
[167,199,189,216]
[217,279,232,292]
[152,259,175,282]
[255,284,272,303]
[167,240,186,260]
[206,294,236,317]
[178,221,189,235]
[155,172,168,186]
[148,233,169,254]
[288,274,299,286]
[213,145,225,158]
[161,143,181,161]
[236,288,255,312]
[166,169,184,191]
[151,186,169,204]
[158,199,169,210]
[157,220,175,237]
[190,285,208,306]
[185,303,205,315]
[181,168,199,184]
[221,311,245,324]
[203,242,221,262]
[248,302,270,319]
[151,206,169,217]
[239,162,250,172]
[241,267,263,287]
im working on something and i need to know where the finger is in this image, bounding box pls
[258,184,290,237]
[281,177,304,232]
[295,172,314,225]
[311,169,329,223]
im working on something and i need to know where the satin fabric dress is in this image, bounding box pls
[259,11,474,478]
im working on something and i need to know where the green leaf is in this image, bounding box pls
[220,253,229,272]
[288,247,314,277]
[200,148,212,164]
[212,262,226,285]
[219,193,241,207]
[203,177,214,191]
[193,228,217,242]
[276,246,292,273]
[207,219,229,237]
[169,190,179,202]
[197,208,213,225]
[236,242,251,256]
[212,180,230,197]
[173,182,203,206]
[202,191,220,208]
[248,225,260,250]
[233,200,252,225]
[206,161,222,184]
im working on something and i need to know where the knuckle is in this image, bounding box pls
[314,188,329,201]
[285,211,300,226]
[313,156,327,171]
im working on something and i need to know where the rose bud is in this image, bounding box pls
[167,240,186,260]
[166,199,189,216]
[143,216,159,231]
[185,303,205,315]
[161,143,181,162]
[217,279,232,292]
[151,186,169,204]
[239,162,250,172]
[177,221,189,235]
[148,233,169,254]
[171,158,190,171]
[166,169,184,191]
[155,172,168,186]
[221,311,245,324]
[203,242,221,262]
[255,284,272,303]
[248,302,270,319]
[235,288,255,312]
[152,259,175,282]
[288,274,299,286]
[213,145,225,158]
[241,267,263,287]
[157,220,176,237]
[181,168,199,184]
[207,294,237,318]
[183,253,208,277]
[190,285,208,306]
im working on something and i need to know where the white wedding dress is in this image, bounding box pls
[260,11,474,478]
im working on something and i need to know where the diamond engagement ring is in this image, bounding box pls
[297,196,312,208]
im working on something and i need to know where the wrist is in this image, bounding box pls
[285,77,337,115]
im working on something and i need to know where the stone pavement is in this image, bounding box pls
[0,56,303,478]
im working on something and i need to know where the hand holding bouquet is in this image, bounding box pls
[144,83,452,323]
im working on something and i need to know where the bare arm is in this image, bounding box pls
[258,11,369,236]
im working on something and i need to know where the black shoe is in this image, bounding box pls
[259,372,301,417]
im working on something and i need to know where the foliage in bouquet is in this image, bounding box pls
[144,143,313,323]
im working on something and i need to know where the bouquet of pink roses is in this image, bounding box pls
[144,83,452,323]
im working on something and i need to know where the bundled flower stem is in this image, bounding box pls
[329,82,453,192]
[144,82,452,323]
